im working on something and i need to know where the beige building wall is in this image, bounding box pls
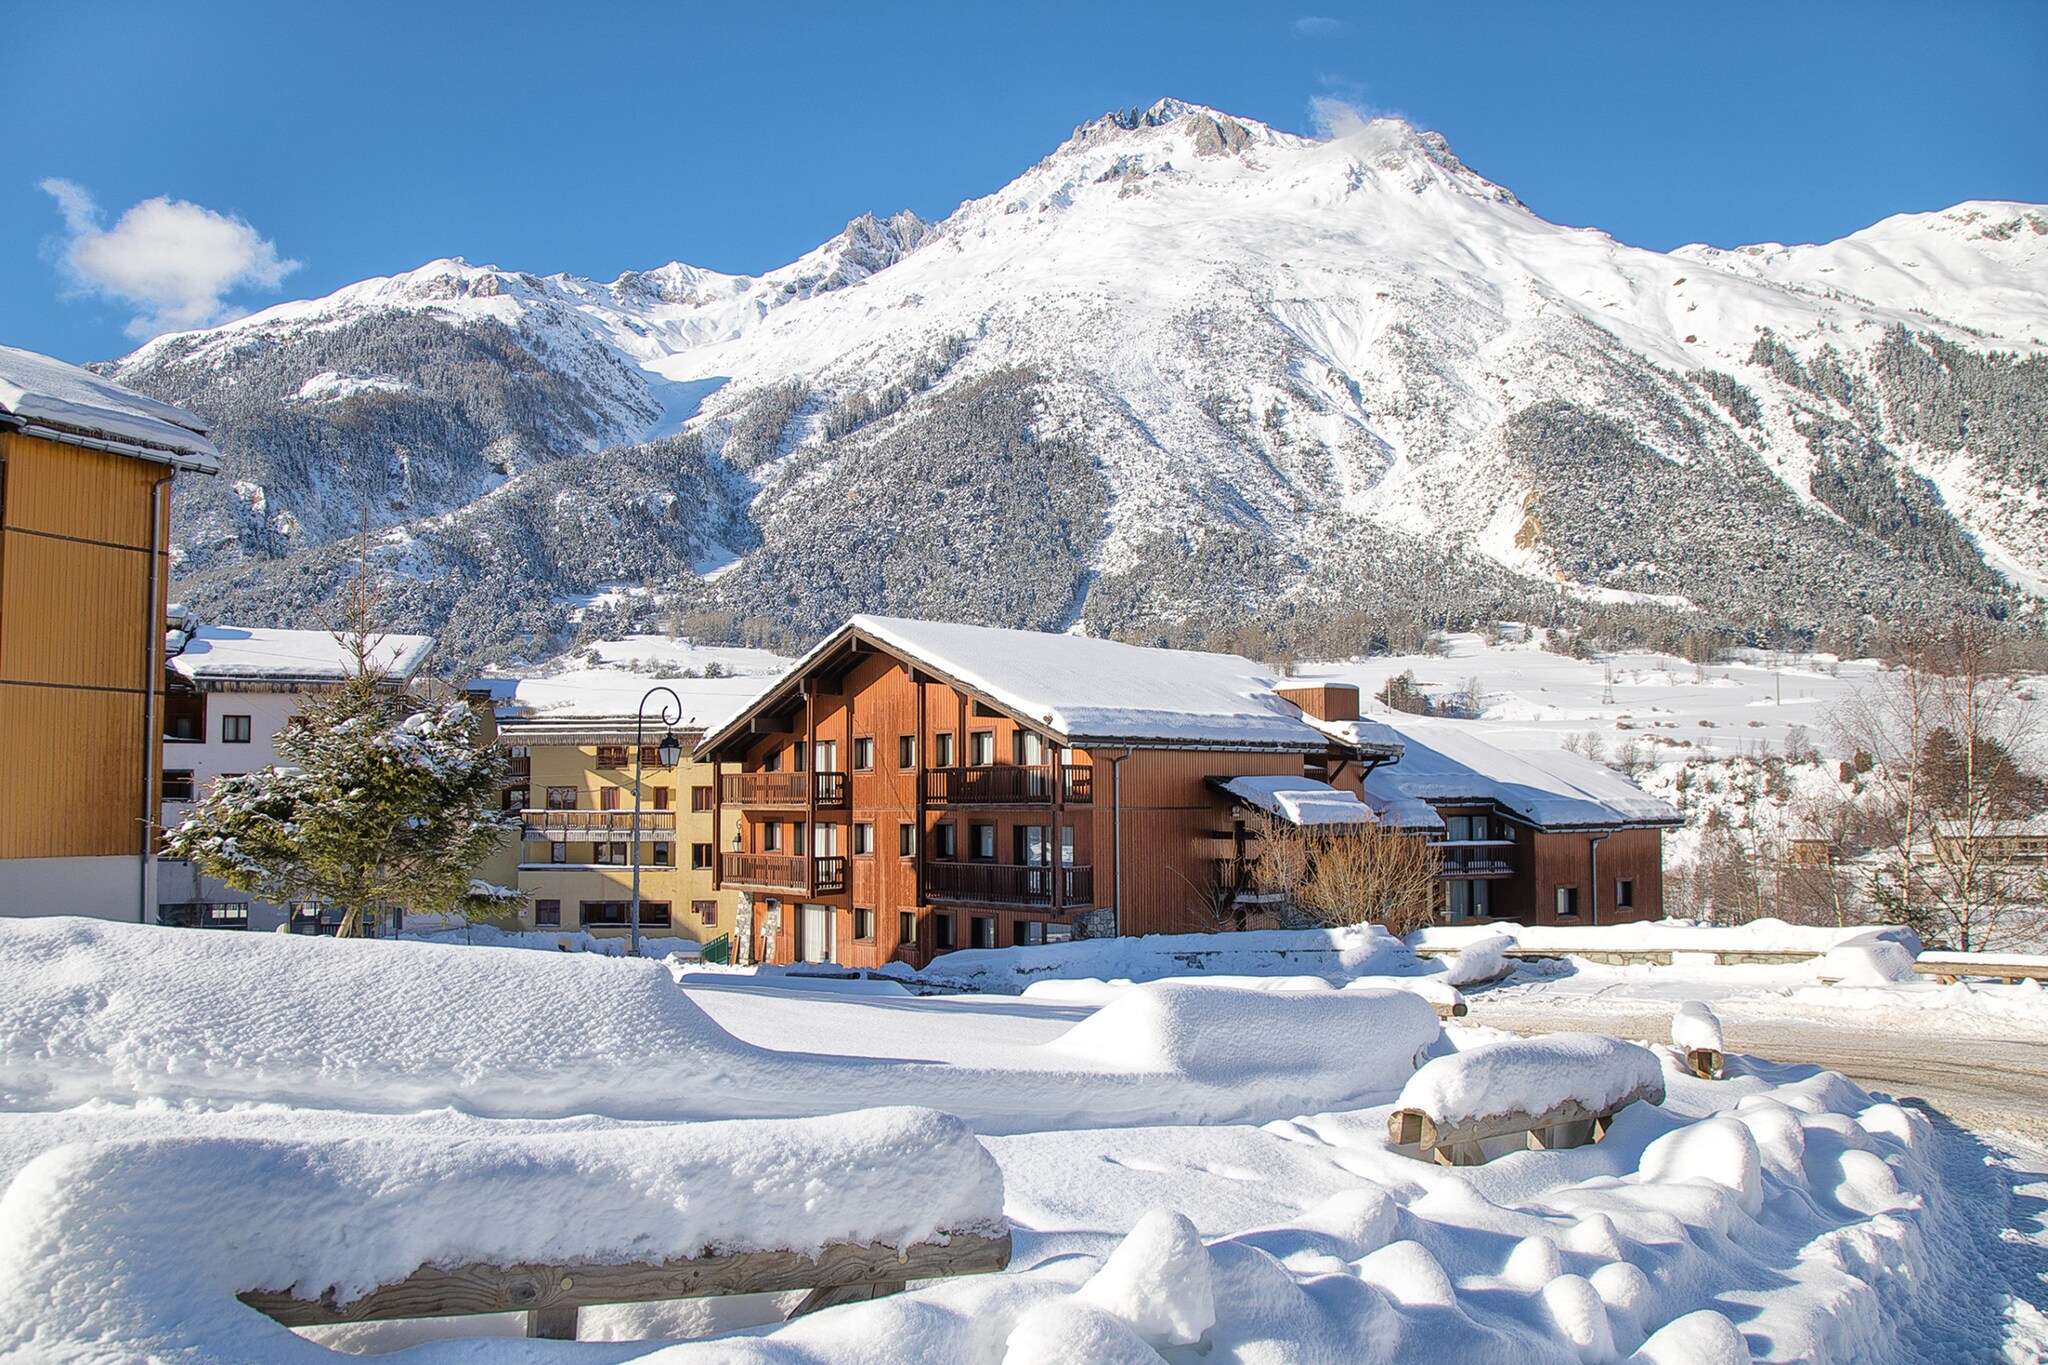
[508,738,731,944]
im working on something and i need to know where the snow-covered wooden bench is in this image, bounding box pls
[241,1230,1013,1339]
[1387,1034,1666,1167]
[1912,951,2048,985]
[1673,1002,1725,1080]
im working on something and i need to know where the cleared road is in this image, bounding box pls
[1465,1002,2048,1146]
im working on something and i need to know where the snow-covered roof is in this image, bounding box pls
[706,616,1344,752]
[486,669,773,737]
[0,344,220,472]
[1361,715,1681,831]
[1211,776,1376,827]
[1932,815,2048,840]
[169,626,435,686]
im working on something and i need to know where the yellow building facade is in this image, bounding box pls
[477,708,734,946]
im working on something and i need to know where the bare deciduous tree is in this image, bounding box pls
[1243,812,1442,935]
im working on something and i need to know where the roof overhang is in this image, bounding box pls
[1,412,220,475]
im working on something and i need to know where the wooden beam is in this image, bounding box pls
[240,1232,1012,1327]
[749,715,793,737]
[1386,1085,1658,1166]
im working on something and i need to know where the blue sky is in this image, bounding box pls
[8,1,2044,363]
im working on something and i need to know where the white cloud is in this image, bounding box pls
[39,178,300,339]
[1291,16,1347,35]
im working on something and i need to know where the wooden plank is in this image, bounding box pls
[240,1231,1011,1326]
[1686,1047,1725,1080]
[788,1278,907,1319]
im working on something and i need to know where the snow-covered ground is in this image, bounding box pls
[3,917,2044,1362]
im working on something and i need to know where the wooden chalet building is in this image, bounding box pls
[695,616,1389,968]
[1356,715,1684,925]
[0,345,218,921]
[697,617,1685,969]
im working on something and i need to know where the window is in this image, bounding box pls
[691,842,713,870]
[763,748,781,773]
[596,841,630,866]
[503,787,528,811]
[1447,879,1490,920]
[1014,731,1047,765]
[969,823,996,861]
[852,736,875,771]
[852,822,875,856]
[596,745,628,769]
[854,907,876,942]
[898,823,916,858]
[791,741,808,772]
[221,714,252,744]
[161,770,195,802]
[1615,879,1635,909]
[534,899,561,927]
[934,732,956,768]
[550,841,568,864]
[969,730,995,766]
[898,735,917,769]
[933,822,957,860]
[898,910,916,942]
[761,822,781,852]
[694,899,718,925]
[691,785,714,812]
[653,841,672,867]
[1014,920,1045,947]
[1555,885,1581,917]
[642,901,672,927]
[578,901,671,928]
[546,787,579,810]
[601,786,621,811]
[933,912,956,948]
[971,915,996,949]
[652,785,672,811]
[640,744,673,769]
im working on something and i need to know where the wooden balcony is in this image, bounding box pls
[1439,856,1516,880]
[521,809,676,842]
[719,771,849,809]
[504,754,531,778]
[719,852,849,896]
[923,861,1093,907]
[923,765,1093,806]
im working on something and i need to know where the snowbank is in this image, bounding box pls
[901,925,1415,993]
[1049,984,1438,1097]
[0,917,769,1116]
[1412,916,1920,958]
[1815,940,1916,985]
[1442,932,1514,986]
[0,1108,1003,1364]
[1398,1033,1666,1128]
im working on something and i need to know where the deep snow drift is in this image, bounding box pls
[0,916,2038,1362]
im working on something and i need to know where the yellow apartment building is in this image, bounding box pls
[469,674,768,949]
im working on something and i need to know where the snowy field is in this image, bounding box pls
[4,919,2046,1362]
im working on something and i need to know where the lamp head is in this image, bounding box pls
[658,730,682,769]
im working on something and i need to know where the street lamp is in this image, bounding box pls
[631,685,689,957]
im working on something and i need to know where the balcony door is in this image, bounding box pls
[800,903,833,963]
[813,823,838,856]
[813,740,837,772]
[1017,825,1051,897]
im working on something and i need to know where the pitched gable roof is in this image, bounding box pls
[699,615,1342,754]
[1359,715,1681,832]
[0,344,219,472]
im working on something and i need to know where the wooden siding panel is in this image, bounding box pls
[0,433,159,548]
[0,432,168,864]
[0,682,147,858]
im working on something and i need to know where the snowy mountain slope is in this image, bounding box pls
[107,99,2048,665]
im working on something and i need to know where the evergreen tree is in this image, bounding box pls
[165,551,519,937]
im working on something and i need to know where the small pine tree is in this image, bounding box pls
[166,540,520,936]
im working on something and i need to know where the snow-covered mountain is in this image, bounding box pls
[108,99,2048,665]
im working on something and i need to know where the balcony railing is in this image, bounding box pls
[719,771,849,809]
[1439,856,1515,879]
[924,764,1093,806]
[719,852,849,896]
[504,754,531,778]
[924,861,1093,907]
[521,808,676,842]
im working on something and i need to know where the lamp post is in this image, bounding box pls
[632,686,687,957]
